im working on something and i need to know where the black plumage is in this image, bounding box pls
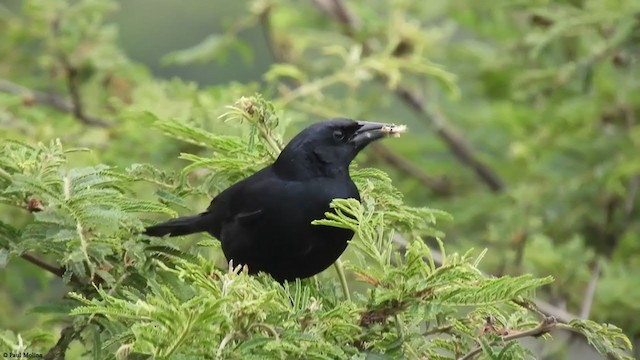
[145,118,403,282]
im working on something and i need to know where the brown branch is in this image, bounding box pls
[312,0,506,192]
[511,298,548,321]
[458,317,557,360]
[51,13,93,126]
[44,324,82,360]
[369,142,451,196]
[19,250,105,287]
[624,175,639,219]
[20,253,65,278]
[258,5,282,63]
[54,26,111,128]
[394,88,505,192]
[61,58,86,123]
[24,12,111,128]
[0,79,111,127]
[312,0,358,36]
[20,253,100,287]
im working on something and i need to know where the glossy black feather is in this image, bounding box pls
[144,118,393,282]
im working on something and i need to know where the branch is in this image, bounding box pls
[311,0,505,192]
[457,316,558,360]
[623,174,639,220]
[51,13,111,128]
[533,301,577,324]
[20,253,65,278]
[0,79,111,127]
[258,4,282,63]
[394,88,505,192]
[580,260,601,319]
[312,0,358,36]
[60,57,89,125]
[19,252,105,288]
[44,324,82,360]
[369,142,451,196]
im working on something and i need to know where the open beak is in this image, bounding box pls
[349,121,405,150]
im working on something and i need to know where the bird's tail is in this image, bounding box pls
[144,214,207,237]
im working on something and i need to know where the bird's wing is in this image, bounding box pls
[234,209,263,225]
[202,167,274,237]
[229,172,283,224]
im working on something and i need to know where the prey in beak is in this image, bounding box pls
[350,121,408,150]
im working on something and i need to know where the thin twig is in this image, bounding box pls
[579,260,601,319]
[258,5,281,63]
[312,0,505,192]
[369,142,451,196]
[60,57,86,122]
[623,175,639,218]
[20,253,65,278]
[457,317,558,360]
[0,79,110,127]
[312,0,358,36]
[19,251,105,287]
[46,12,110,127]
[333,259,351,302]
[423,324,454,336]
[511,298,548,321]
[54,20,110,128]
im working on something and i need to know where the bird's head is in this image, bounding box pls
[274,118,406,179]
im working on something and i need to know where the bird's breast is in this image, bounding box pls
[217,174,360,281]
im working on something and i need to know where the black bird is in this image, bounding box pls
[145,118,404,282]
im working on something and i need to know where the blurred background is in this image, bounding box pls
[1,0,639,358]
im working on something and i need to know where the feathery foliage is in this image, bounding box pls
[0,0,638,358]
[2,94,632,359]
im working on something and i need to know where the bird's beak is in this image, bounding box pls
[350,121,405,150]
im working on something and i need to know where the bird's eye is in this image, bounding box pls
[333,129,345,141]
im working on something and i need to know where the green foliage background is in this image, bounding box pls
[0,0,638,359]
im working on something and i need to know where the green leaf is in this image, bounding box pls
[568,320,633,360]
[161,34,251,66]
[264,64,307,83]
